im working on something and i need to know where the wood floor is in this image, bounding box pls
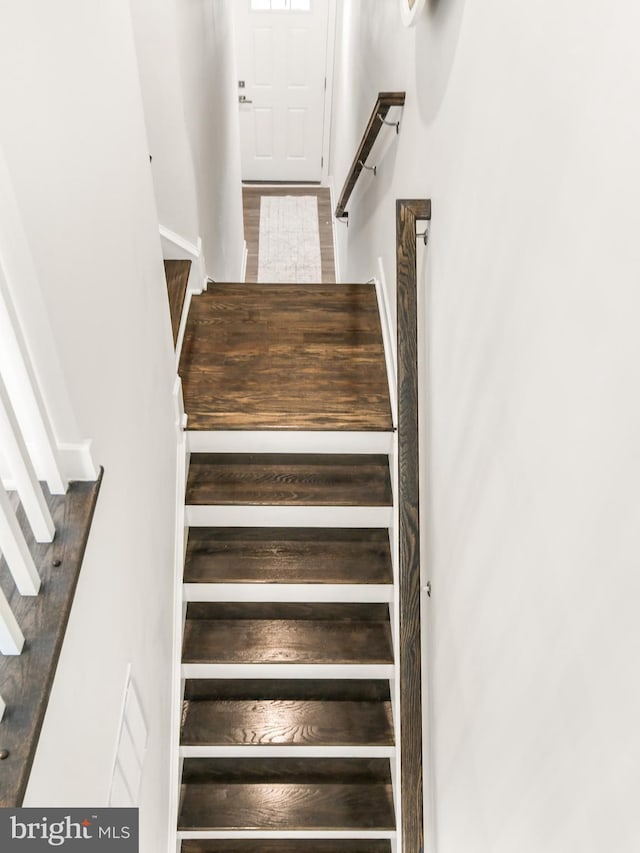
[186,454,393,507]
[179,283,392,431]
[0,476,102,807]
[183,528,393,586]
[242,186,335,283]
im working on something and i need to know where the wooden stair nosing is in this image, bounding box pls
[183,680,391,702]
[179,840,393,853]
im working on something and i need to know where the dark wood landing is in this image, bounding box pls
[0,475,103,806]
[182,603,393,666]
[184,528,392,585]
[179,283,393,431]
[181,698,394,747]
[179,759,395,831]
[182,841,392,853]
[186,455,392,508]
[164,259,190,346]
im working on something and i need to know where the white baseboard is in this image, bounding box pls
[193,241,207,294]
[159,226,199,261]
[159,227,206,294]
[240,240,248,283]
[57,440,100,481]
[174,289,193,368]
[328,178,341,283]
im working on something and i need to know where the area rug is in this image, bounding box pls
[257,195,322,282]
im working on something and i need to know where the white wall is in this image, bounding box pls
[331,2,640,851]
[175,0,245,281]
[0,3,178,850]
[129,0,201,250]
[130,0,245,281]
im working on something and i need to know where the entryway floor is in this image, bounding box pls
[242,185,336,283]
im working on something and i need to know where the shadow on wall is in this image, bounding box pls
[415,0,468,123]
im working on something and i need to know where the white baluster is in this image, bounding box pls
[0,692,5,720]
[0,480,40,595]
[0,373,54,542]
[0,586,24,655]
[0,268,67,496]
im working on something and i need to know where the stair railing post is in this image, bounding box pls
[396,198,431,853]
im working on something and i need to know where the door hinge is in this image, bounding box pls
[321,156,324,168]
[324,76,327,91]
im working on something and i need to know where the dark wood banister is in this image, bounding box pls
[397,198,431,853]
[334,92,405,219]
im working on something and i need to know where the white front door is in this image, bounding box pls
[234,0,330,182]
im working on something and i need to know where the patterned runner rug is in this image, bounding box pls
[258,195,322,282]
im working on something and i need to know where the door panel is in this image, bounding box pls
[235,0,329,182]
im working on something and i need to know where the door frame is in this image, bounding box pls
[234,0,337,185]
[320,0,338,185]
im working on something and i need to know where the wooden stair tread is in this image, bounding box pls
[183,679,391,702]
[186,454,392,507]
[179,283,393,431]
[182,757,392,782]
[164,259,190,346]
[184,528,392,585]
[181,699,394,747]
[179,758,394,831]
[181,841,392,853]
[179,782,395,830]
[183,622,392,666]
[183,603,392,666]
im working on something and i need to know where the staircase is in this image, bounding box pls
[175,282,399,852]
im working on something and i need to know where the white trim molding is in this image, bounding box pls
[240,240,248,283]
[374,257,398,428]
[159,225,200,261]
[399,0,426,27]
[328,177,341,283]
[57,440,100,481]
[159,227,206,294]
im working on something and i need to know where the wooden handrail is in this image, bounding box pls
[396,198,431,853]
[334,92,405,219]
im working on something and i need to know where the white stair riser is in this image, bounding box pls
[187,430,394,454]
[183,583,393,604]
[182,663,394,680]
[186,506,393,528]
[177,830,398,841]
